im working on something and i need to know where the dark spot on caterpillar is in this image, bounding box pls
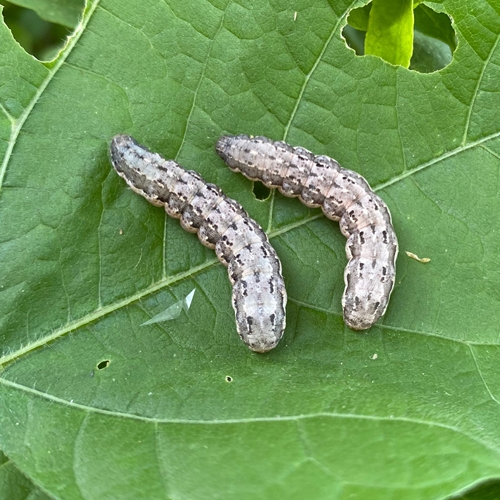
[246,316,254,333]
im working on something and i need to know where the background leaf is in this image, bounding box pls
[364,0,414,67]
[414,3,457,51]
[3,0,84,28]
[1,0,500,498]
[346,3,370,31]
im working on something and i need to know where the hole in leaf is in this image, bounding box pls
[225,376,233,383]
[253,181,271,201]
[0,1,83,61]
[97,360,110,370]
[343,1,457,73]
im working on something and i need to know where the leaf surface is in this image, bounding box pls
[1,0,500,498]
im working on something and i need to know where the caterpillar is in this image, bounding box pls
[110,135,287,353]
[215,134,398,330]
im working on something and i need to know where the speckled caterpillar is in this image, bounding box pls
[216,135,398,330]
[110,135,286,352]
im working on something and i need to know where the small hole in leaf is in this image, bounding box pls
[343,2,457,73]
[1,1,83,61]
[253,181,271,201]
[97,360,110,370]
[225,376,233,383]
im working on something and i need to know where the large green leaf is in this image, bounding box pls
[1,0,500,498]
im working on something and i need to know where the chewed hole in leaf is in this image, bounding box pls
[141,289,196,326]
[253,181,271,201]
[97,360,110,370]
[343,1,457,73]
[225,376,233,382]
[0,1,83,61]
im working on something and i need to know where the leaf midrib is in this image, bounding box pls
[1,376,496,457]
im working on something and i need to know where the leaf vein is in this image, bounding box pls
[1,377,498,455]
[469,344,500,406]
[282,0,357,141]
[0,102,14,125]
[461,28,500,146]
[374,130,500,191]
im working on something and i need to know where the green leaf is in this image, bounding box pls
[1,0,500,498]
[365,0,414,67]
[346,3,370,31]
[4,0,84,28]
[347,1,427,34]
[414,3,457,51]
[410,29,454,73]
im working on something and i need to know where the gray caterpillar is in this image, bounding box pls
[216,134,398,330]
[110,135,286,353]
